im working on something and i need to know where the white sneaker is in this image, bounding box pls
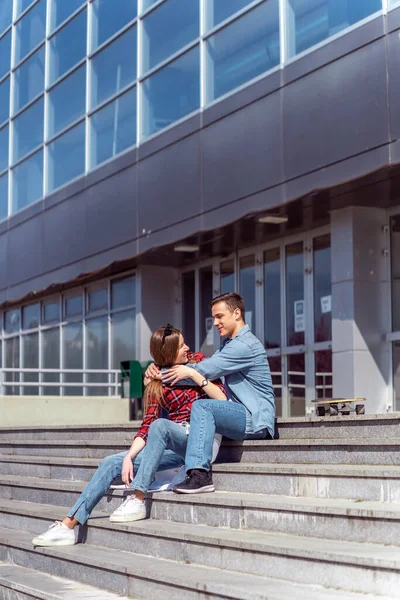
[32,521,77,547]
[109,494,146,523]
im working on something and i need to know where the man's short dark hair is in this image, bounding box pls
[210,293,245,321]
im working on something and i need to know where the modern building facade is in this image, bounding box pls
[0,0,400,417]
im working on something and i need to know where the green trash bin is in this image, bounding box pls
[120,360,144,420]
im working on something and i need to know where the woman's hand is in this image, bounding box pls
[162,365,196,385]
[121,455,134,485]
[144,363,162,382]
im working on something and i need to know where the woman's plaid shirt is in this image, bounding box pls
[135,352,224,443]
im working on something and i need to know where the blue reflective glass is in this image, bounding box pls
[50,0,85,32]
[49,10,87,84]
[0,172,7,220]
[0,77,10,124]
[0,125,9,172]
[288,0,382,57]
[0,31,11,79]
[0,0,12,36]
[15,0,46,65]
[141,0,158,11]
[91,26,137,109]
[48,122,85,191]
[16,0,36,17]
[91,0,137,50]
[13,98,44,163]
[206,0,255,30]
[142,0,199,73]
[142,46,200,139]
[12,150,43,212]
[90,87,136,168]
[48,66,86,138]
[14,46,45,114]
[206,0,280,103]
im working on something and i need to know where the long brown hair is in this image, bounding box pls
[143,325,182,414]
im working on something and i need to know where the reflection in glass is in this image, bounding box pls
[287,0,382,58]
[142,46,200,139]
[64,295,83,317]
[394,342,400,412]
[111,276,136,310]
[142,0,199,73]
[286,242,304,346]
[91,0,137,51]
[5,337,20,395]
[0,125,8,172]
[49,10,87,84]
[199,266,213,357]
[88,288,108,312]
[48,66,86,138]
[91,27,137,109]
[182,271,195,352]
[268,355,282,417]
[220,260,235,294]
[0,76,10,125]
[264,248,281,349]
[63,322,83,395]
[15,0,46,65]
[16,0,36,17]
[13,46,45,114]
[22,303,40,330]
[12,150,43,212]
[0,173,8,221]
[0,0,12,36]
[239,255,255,332]
[111,309,136,368]
[206,0,255,30]
[50,0,85,33]
[391,216,400,331]
[42,328,60,395]
[288,353,305,416]
[48,122,85,192]
[22,332,39,395]
[314,234,332,342]
[86,317,108,396]
[142,0,158,11]
[13,97,43,163]
[0,31,11,79]
[90,87,136,168]
[315,350,332,399]
[206,0,280,102]
[43,300,60,323]
[5,309,20,334]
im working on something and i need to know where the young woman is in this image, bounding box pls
[32,324,226,547]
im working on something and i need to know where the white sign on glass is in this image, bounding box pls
[294,300,305,332]
[320,295,332,314]
[205,317,214,345]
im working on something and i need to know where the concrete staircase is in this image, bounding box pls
[0,415,400,599]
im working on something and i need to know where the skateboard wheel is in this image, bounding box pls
[356,404,365,415]
[316,406,325,416]
[329,405,339,416]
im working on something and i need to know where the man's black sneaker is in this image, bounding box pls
[173,469,215,494]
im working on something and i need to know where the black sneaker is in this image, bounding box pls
[173,469,215,494]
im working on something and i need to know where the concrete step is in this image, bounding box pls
[1,478,400,545]
[2,455,400,502]
[3,437,400,464]
[0,561,132,600]
[0,424,141,442]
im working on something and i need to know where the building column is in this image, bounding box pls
[330,206,391,413]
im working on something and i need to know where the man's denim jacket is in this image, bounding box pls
[191,325,275,437]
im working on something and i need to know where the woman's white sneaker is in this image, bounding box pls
[32,521,77,547]
[109,494,146,523]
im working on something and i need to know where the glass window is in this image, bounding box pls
[391,216,400,331]
[12,150,43,212]
[91,26,137,110]
[287,0,382,58]
[91,0,137,51]
[49,10,87,85]
[286,242,304,346]
[5,309,20,334]
[48,65,86,138]
[0,172,8,221]
[88,287,108,312]
[5,337,20,395]
[288,353,305,416]
[63,322,83,395]
[220,260,235,294]
[142,46,200,139]
[0,0,12,36]
[86,316,108,395]
[206,0,255,30]
[50,0,85,33]
[142,0,158,11]
[0,31,11,79]
[0,76,10,125]
[142,0,199,73]
[269,355,282,417]
[314,234,332,342]
[199,266,214,357]
[264,248,281,349]
[394,342,400,412]
[111,309,135,367]
[90,87,137,168]
[22,303,40,329]
[111,276,135,310]
[64,294,83,317]
[206,0,280,103]
[0,124,8,172]
[22,332,39,395]
[42,327,60,395]
[315,350,332,400]
[13,97,44,163]
[43,299,60,323]
[47,122,85,192]
[13,46,45,114]
[182,271,195,351]
[239,255,255,332]
[14,0,46,65]
[16,0,36,17]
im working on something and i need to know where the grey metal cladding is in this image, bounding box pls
[7,214,45,288]
[387,30,400,143]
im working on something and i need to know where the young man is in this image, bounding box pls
[154,292,276,494]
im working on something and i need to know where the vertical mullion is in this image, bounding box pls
[43,0,51,197]
[279,0,288,65]
[85,0,91,173]
[136,2,142,144]
[199,0,206,108]
[280,242,289,417]
[305,236,314,412]
[255,250,264,345]
[194,268,200,352]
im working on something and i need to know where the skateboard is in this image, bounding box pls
[311,397,366,417]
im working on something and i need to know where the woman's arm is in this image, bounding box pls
[121,436,145,485]
[162,365,226,400]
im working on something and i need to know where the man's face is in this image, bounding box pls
[212,301,239,338]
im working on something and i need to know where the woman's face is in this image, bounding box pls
[175,334,189,364]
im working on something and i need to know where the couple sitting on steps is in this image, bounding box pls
[33,292,276,547]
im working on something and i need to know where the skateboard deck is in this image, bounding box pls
[311,397,366,416]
